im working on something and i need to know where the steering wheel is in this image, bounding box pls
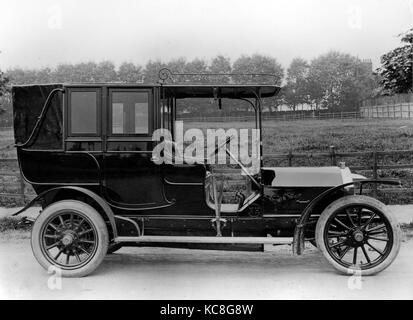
[208,135,234,160]
[159,136,234,164]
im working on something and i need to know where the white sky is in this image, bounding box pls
[0,0,412,70]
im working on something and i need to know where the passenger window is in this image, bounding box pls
[70,91,98,135]
[111,91,149,134]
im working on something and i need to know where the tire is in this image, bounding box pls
[107,242,123,254]
[31,200,109,278]
[315,195,401,276]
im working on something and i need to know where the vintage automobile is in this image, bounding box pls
[12,69,401,277]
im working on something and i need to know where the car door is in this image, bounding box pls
[102,87,168,209]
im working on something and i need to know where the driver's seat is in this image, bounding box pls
[204,171,240,213]
[204,170,260,213]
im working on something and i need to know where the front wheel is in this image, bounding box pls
[31,200,109,277]
[315,195,401,276]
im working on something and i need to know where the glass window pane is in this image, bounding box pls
[112,103,124,134]
[70,91,97,134]
[135,102,148,133]
[112,92,149,134]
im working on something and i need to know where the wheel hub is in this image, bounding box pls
[353,230,364,243]
[61,232,76,246]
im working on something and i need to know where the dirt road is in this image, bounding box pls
[1,232,412,299]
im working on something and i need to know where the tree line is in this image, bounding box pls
[0,53,377,116]
[0,27,411,119]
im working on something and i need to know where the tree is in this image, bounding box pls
[232,54,284,85]
[53,63,77,82]
[185,58,208,83]
[72,62,99,82]
[209,55,232,83]
[117,62,143,83]
[0,69,9,115]
[35,67,53,83]
[306,51,376,112]
[377,28,413,94]
[95,61,117,82]
[284,58,310,111]
[143,60,167,84]
[166,57,188,83]
[6,67,39,84]
[232,54,284,113]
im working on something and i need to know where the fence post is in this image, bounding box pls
[18,172,25,204]
[372,151,378,197]
[329,146,336,166]
[288,149,293,167]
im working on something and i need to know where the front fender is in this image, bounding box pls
[292,179,400,255]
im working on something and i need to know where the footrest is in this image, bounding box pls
[116,236,293,245]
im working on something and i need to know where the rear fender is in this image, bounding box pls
[13,186,118,238]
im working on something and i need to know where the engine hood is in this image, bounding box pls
[261,166,359,187]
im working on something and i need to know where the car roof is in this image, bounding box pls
[12,83,281,99]
[162,84,281,99]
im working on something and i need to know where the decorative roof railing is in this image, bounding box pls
[158,68,279,85]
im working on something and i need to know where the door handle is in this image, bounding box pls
[297,199,310,204]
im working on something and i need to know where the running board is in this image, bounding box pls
[115,236,293,245]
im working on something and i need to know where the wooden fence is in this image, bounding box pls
[265,146,413,195]
[362,93,413,108]
[180,107,413,122]
[179,111,362,122]
[361,93,413,119]
[1,146,412,204]
[360,103,413,119]
[0,158,34,203]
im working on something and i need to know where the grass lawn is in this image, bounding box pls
[183,118,413,153]
[183,118,413,203]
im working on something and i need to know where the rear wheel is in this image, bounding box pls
[315,195,401,276]
[31,200,109,277]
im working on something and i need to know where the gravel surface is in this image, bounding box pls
[0,232,412,299]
